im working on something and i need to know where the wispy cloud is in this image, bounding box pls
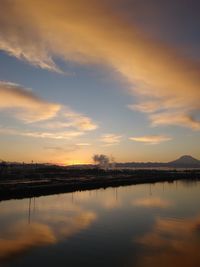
[43,145,79,152]
[44,146,66,151]
[0,0,200,129]
[64,110,98,131]
[150,112,200,130]
[76,143,91,146]
[43,143,91,153]
[0,81,98,132]
[37,114,98,132]
[0,81,60,122]
[101,134,122,145]
[0,127,83,140]
[129,135,172,145]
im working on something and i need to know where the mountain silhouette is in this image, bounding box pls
[116,155,200,168]
[169,155,200,166]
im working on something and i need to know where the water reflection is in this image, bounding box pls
[0,222,56,261]
[0,181,200,266]
[133,197,172,208]
[0,196,96,263]
[137,216,200,267]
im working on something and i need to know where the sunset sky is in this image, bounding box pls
[0,0,200,164]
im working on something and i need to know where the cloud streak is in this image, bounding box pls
[38,114,98,132]
[0,0,200,129]
[129,135,172,145]
[150,112,200,130]
[0,127,83,140]
[101,133,122,145]
[76,143,91,146]
[0,81,98,133]
[64,109,98,131]
[0,81,60,122]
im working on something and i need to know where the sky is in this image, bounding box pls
[0,0,200,164]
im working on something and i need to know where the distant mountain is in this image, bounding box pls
[168,155,200,167]
[116,155,200,168]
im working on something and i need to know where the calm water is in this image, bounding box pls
[0,180,200,267]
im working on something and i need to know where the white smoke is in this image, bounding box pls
[93,154,110,169]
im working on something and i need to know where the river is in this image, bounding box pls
[0,180,200,267]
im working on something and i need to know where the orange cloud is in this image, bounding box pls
[64,109,98,131]
[101,133,122,145]
[0,127,83,140]
[150,112,200,130]
[129,135,172,145]
[76,143,91,146]
[0,81,60,122]
[0,0,200,129]
[0,81,98,135]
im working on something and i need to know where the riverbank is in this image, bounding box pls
[0,168,200,201]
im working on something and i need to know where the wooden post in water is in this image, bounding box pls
[28,198,32,224]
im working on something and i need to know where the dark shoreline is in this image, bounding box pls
[0,169,200,201]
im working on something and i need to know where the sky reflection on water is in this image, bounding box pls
[0,180,200,267]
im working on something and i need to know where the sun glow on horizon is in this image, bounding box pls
[65,160,92,166]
